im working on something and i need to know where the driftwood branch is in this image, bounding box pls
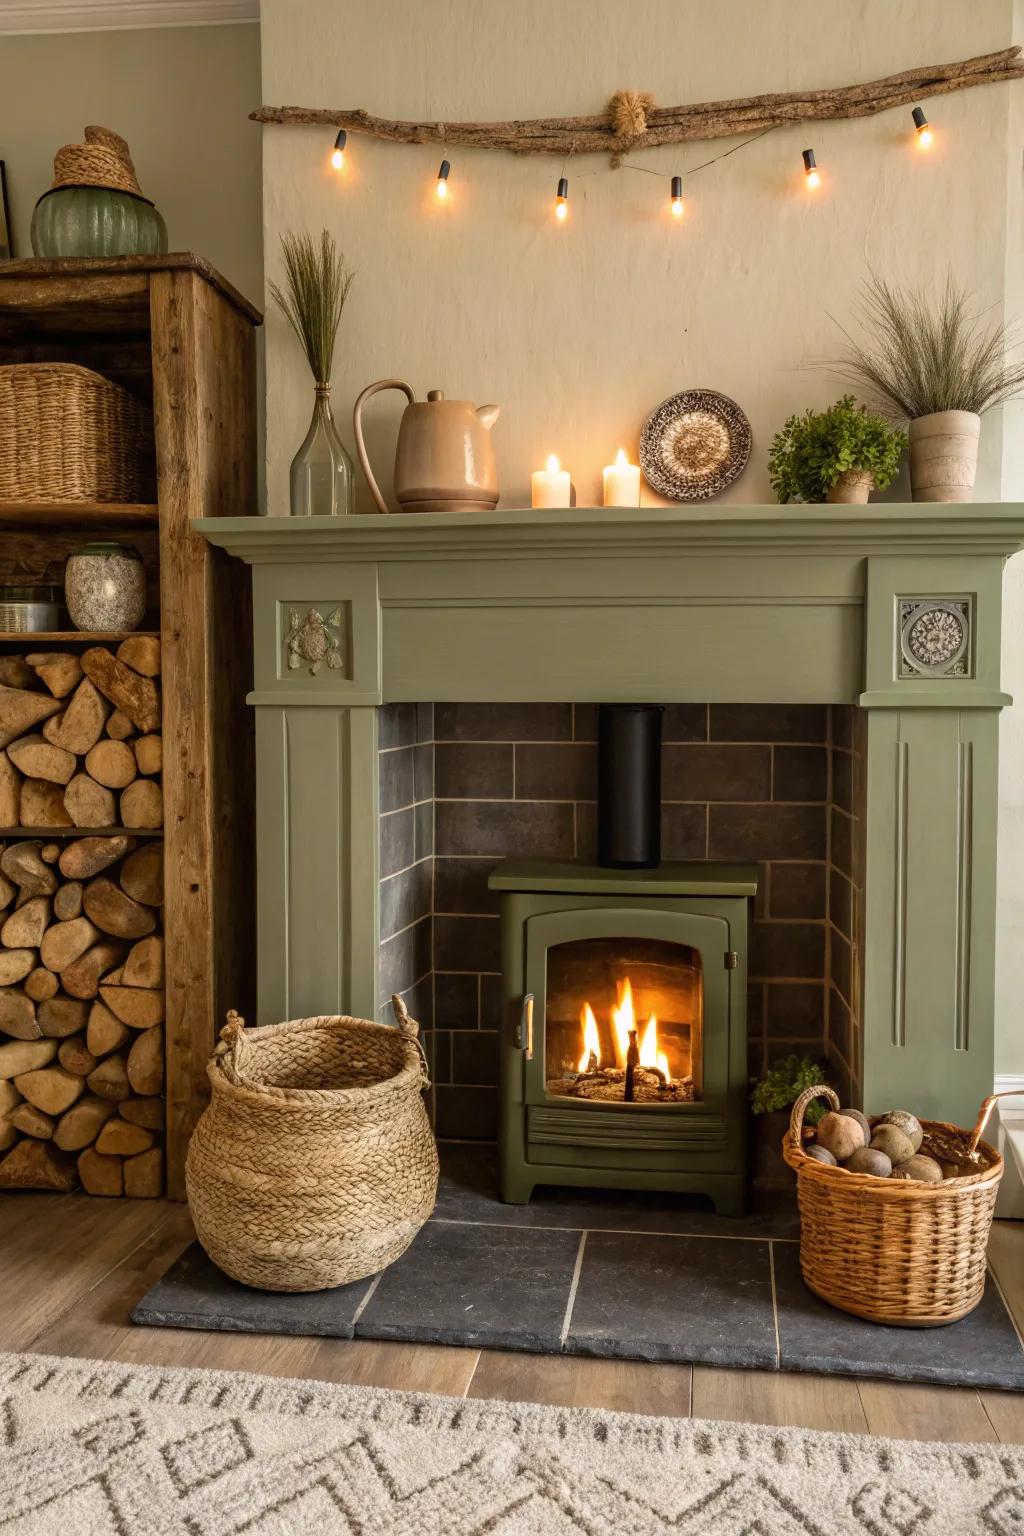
[251,48,1024,158]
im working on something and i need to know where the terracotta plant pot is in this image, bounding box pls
[909,410,980,503]
[826,469,874,504]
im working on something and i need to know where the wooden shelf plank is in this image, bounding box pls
[0,501,158,527]
[0,630,160,643]
[0,826,164,839]
[0,253,262,327]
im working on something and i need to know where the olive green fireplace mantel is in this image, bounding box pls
[199,504,1024,1127]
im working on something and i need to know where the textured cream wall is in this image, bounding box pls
[260,0,1018,512]
[256,0,1023,1072]
[0,23,263,310]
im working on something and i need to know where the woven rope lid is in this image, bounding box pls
[52,125,142,195]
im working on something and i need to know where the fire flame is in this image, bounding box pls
[602,976,670,1077]
[577,1001,601,1073]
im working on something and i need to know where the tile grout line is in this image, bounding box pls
[987,1261,1024,1353]
[559,1231,588,1350]
[768,1240,782,1369]
[431,1215,797,1243]
[351,1270,385,1330]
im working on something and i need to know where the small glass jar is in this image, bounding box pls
[65,542,146,632]
[0,585,62,632]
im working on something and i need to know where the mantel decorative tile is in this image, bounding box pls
[280,602,350,678]
[897,597,972,680]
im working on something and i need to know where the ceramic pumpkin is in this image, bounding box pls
[31,188,167,259]
[30,124,167,260]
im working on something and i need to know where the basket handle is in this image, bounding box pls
[213,1009,247,1070]
[391,994,431,1088]
[787,1083,839,1149]
[967,1089,1021,1156]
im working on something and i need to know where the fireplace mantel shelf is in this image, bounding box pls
[199,504,1024,561]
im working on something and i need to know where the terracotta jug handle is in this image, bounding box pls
[353,379,416,514]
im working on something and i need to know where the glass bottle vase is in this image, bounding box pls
[289,385,355,517]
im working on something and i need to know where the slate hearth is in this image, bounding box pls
[133,1145,1024,1391]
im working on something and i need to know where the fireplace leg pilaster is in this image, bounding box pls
[860,706,999,1127]
[254,704,380,1024]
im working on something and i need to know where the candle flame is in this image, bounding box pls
[615,448,629,468]
[546,453,561,474]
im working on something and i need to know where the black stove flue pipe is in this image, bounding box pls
[597,704,663,869]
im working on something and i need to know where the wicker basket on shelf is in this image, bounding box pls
[0,362,153,501]
[783,1084,1005,1327]
[185,997,439,1292]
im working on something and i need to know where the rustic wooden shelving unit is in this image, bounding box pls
[0,253,261,1197]
[0,502,159,528]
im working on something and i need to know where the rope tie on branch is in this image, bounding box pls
[608,90,655,165]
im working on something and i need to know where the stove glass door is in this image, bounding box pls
[522,906,731,1113]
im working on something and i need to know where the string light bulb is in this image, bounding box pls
[331,130,347,171]
[670,175,684,218]
[435,159,451,198]
[912,106,933,148]
[802,148,821,189]
[555,176,569,221]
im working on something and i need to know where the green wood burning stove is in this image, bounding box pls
[491,860,756,1216]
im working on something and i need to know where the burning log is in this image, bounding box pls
[624,1028,639,1103]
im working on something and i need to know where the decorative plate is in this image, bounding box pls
[639,389,752,501]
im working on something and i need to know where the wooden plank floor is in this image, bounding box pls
[1,1193,1021,1443]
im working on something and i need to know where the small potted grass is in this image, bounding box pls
[768,395,905,505]
[831,276,1024,502]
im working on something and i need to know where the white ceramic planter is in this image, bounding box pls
[909,410,980,503]
[826,469,874,505]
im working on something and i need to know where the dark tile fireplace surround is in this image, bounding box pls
[377,701,867,1141]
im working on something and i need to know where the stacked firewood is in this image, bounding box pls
[0,638,164,1196]
[0,638,162,830]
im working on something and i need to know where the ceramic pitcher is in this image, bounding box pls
[353,380,500,513]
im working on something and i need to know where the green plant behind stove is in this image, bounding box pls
[751,1054,830,1125]
[768,395,905,503]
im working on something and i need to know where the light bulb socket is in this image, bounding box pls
[438,159,451,182]
[802,148,816,172]
[912,107,928,131]
[671,175,683,200]
[557,177,569,200]
[334,129,347,152]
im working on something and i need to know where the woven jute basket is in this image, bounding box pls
[0,363,153,502]
[185,998,440,1293]
[784,1085,1007,1327]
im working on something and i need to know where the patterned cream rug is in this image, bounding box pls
[0,1349,1020,1534]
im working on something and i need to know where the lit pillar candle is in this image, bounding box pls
[602,448,641,507]
[531,453,571,508]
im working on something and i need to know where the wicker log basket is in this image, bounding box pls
[0,363,153,502]
[783,1085,1005,1327]
[185,998,439,1292]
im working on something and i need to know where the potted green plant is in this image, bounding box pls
[830,276,1024,503]
[751,1054,829,1186]
[768,395,905,504]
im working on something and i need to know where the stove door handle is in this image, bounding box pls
[516,992,534,1060]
